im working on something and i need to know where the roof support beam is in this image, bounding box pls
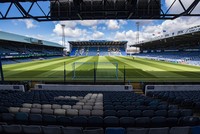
[173,0,200,19]
[14,1,39,21]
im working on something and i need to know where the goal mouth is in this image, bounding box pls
[72,62,118,80]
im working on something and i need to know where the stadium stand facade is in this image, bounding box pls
[69,40,127,56]
[0,31,64,64]
[132,25,200,66]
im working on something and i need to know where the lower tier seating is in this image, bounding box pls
[0,125,199,134]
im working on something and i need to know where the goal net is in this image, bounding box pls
[72,62,118,79]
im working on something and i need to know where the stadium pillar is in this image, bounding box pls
[124,65,126,84]
[0,57,4,82]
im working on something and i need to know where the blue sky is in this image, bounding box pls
[0,0,199,50]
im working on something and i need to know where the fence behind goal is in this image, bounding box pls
[72,62,118,80]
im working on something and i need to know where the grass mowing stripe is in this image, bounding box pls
[113,56,157,77]
[36,57,92,78]
[3,57,67,70]
[123,57,200,78]
[119,56,188,78]
[3,57,75,74]
[4,57,85,78]
[104,56,126,78]
[107,56,156,78]
[134,57,200,71]
[96,56,123,79]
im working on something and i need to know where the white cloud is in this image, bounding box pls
[53,23,86,38]
[19,19,36,29]
[92,31,104,39]
[91,26,97,30]
[143,17,200,35]
[59,21,77,28]
[106,20,120,30]
[119,20,127,25]
[78,20,99,26]
[114,30,136,46]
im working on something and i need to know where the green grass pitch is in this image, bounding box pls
[3,56,200,82]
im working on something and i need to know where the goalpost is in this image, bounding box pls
[72,62,118,79]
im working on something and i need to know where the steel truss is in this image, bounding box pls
[0,0,199,21]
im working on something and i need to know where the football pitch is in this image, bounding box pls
[3,56,200,82]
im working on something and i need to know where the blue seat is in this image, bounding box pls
[157,105,168,110]
[126,128,148,134]
[105,127,125,134]
[15,112,29,124]
[126,106,135,111]
[1,113,15,123]
[166,117,178,127]
[72,116,88,127]
[62,127,83,134]
[130,110,142,117]
[104,105,115,110]
[155,110,167,117]
[22,125,42,134]
[180,109,193,117]
[179,116,199,126]
[142,110,154,117]
[0,106,9,113]
[117,110,129,117]
[88,116,103,127]
[148,127,169,134]
[151,116,166,127]
[3,125,22,134]
[43,115,57,125]
[168,110,180,117]
[192,126,200,134]
[83,128,104,134]
[135,117,150,127]
[57,116,72,126]
[104,110,117,116]
[42,126,62,134]
[29,114,42,124]
[104,116,119,127]
[115,105,125,110]
[170,126,191,134]
[119,117,135,127]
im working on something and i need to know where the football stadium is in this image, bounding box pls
[0,0,200,134]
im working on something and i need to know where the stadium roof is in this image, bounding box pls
[131,25,200,49]
[0,31,64,48]
[0,0,199,21]
[69,40,127,46]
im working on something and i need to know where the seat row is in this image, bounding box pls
[7,107,192,118]
[104,104,178,111]
[103,109,193,118]
[147,91,200,110]
[0,125,199,134]
[21,103,103,109]
[8,108,103,116]
[1,113,199,127]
